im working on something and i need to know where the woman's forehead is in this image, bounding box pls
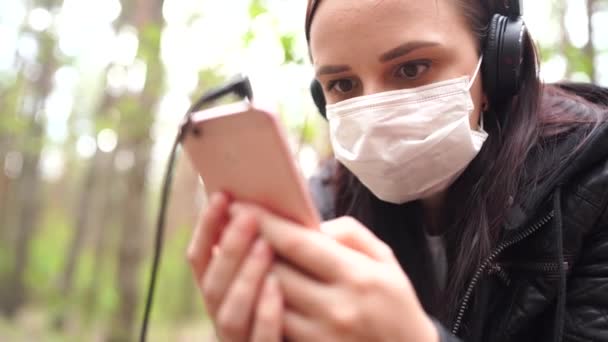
[309,0,448,36]
[309,0,464,64]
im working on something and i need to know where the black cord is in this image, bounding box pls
[139,75,253,342]
[139,135,180,342]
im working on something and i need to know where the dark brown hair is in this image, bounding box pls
[306,0,606,324]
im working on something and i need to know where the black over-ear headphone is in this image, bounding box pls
[307,0,527,119]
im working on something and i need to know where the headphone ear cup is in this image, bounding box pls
[497,16,525,99]
[483,13,526,106]
[483,14,503,105]
[310,80,327,119]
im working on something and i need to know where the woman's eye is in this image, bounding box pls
[396,61,430,80]
[328,79,357,94]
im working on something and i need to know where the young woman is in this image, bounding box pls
[187,0,608,341]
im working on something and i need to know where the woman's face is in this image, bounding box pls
[309,0,485,128]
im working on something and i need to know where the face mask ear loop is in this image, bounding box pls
[466,56,484,92]
[466,56,484,132]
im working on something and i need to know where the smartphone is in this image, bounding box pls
[181,101,320,228]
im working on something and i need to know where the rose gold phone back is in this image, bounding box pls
[181,103,320,228]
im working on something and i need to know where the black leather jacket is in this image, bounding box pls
[309,99,608,342]
[431,119,608,342]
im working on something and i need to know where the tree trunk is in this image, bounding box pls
[0,27,57,317]
[59,154,99,290]
[558,0,572,78]
[56,0,131,328]
[584,0,597,83]
[0,141,13,242]
[109,0,165,339]
[3,132,42,317]
[54,84,121,329]
[83,150,119,318]
[53,148,106,329]
[111,139,152,342]
[0,75,28,245]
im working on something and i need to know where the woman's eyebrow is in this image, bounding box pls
[379,41,440,62]
[316,65,351,76]
[314,41,439,76]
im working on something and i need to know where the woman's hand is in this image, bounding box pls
[187,193,282,342]
[231,203,439,342]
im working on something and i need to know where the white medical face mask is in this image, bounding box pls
[326,57,488,204]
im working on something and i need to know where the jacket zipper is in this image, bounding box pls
[451,210,555,335]
[497,261,570,274]
[487,263,511,285]
[487,261,570,287]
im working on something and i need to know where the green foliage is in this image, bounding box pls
[538,43,560,63]
[195,69,226,97]
[74,241,120,321]
[0,113,28,136]
[0,74,28,136]
[19,205,120,330]
[139,24,164,101]
[280,34,304,65]
[18,128,45,155]
[24,207,72,325]
[242,0,305,66]
[3,201,208,338]
[243,0,268,46]
[249,0,267,19]
[243,29,255,46]
[138,25,163,64]
[563,44,594,77]
[26,209,70,297]
[94,114,118,134]
[142,226,208,324]
[297,115,318,145]
[0,240,14,278]
[116,97,148,139]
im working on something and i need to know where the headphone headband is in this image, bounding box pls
[498,0,523,17]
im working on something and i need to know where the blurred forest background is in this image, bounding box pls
[0,0,607,341]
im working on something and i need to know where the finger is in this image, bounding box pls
[187,192,231,281]
[201,210,259,315]
[283,309,318,342]
[234,203,361,282]
[215,239,273,342]
[321,216,394,261]
[250,274,283,342]
[273,262,326,317]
